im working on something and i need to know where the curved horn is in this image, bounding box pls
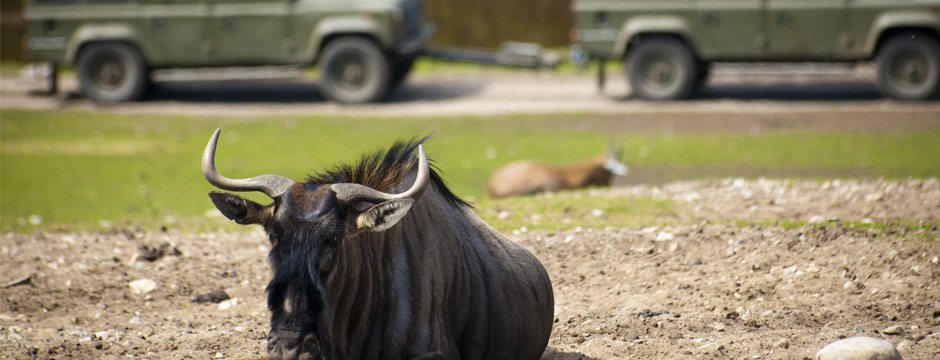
[331,145,430,204]
[202,128,293,198]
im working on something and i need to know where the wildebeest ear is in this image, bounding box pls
[355,199,414,232]
[208,192,273,225]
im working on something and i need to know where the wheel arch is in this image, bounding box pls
[615,16,701,60]
[872,27,940,59]
[864,12,940,58]
[304,16,390,64]
[65,23,149,65]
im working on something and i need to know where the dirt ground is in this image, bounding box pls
[1,179,937,359]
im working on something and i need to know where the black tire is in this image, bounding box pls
[317,37,391,104]
[75,42,148,103]
[390,55,416,89]
[626,37,698,100]
[876,32,940,100]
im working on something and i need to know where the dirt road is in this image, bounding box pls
[1,179,937,359]
[3,63,940,119]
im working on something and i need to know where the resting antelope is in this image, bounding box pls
[487,148,628,198]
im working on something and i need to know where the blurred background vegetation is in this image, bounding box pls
[1,1,25,61]
[424,0,572,48]
[0,0,573,62]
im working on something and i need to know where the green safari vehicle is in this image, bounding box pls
[25,0,435,104]
[574,0,940,100]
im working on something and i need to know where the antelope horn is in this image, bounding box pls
[202,128,293,198]
[331,145,430,204]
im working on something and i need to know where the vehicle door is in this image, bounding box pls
[138,0,211,66]
[208,0,293,64]
[694,0,766,60]
[764,0,849,59]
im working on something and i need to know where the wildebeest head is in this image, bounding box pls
[202,129,431,360]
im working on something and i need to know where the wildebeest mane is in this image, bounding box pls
[306,137,470,207]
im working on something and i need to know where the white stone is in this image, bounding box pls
[655,232,674,242]
[128,279,158,295]
[881,325,903,335]
[816,337,902,360]
[218,298,239,310]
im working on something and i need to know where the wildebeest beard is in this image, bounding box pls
[265,211,346,358]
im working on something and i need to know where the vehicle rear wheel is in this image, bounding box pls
[75,42,148,103]
[626,37,698,100]
[876,32,940,100]
[317,37,391,104]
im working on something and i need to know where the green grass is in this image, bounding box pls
[480,192,676,232]
[2,109,939,232]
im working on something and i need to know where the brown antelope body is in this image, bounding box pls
[202,130,554,360]
[487,152,628,198]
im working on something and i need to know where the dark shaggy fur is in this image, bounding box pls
[306,137,470,207]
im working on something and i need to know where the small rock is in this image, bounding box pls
[138,243,181,262]
[7,326,24,341]
[590,208,604,218]
[128,316,144,325]
[881,325,903,335]
[709,322,726,332]
[2,274,32,288]
[895,339,914,351]
[774,338,789,349]
[816,337,901,360]
[128,279,158,295]
[655,232,674,242]
[218,298,239,310]
[696,342,725,354]
[27,215,42,226]
[686,259,703,266]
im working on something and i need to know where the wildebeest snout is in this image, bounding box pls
[267,330,324,360]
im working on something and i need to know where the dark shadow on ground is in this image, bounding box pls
[696,81,882,101]
[542,347,597,360]
[614,82,883,101]
[138,79,484,104]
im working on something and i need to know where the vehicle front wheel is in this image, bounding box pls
[626,37,698,100]
[317,37,391,104]
[876,32,940,100]
[75,42,148,103]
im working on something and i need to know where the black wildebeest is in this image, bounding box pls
[202,129,554,359]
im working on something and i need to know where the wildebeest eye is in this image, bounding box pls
[266,231,279,246]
